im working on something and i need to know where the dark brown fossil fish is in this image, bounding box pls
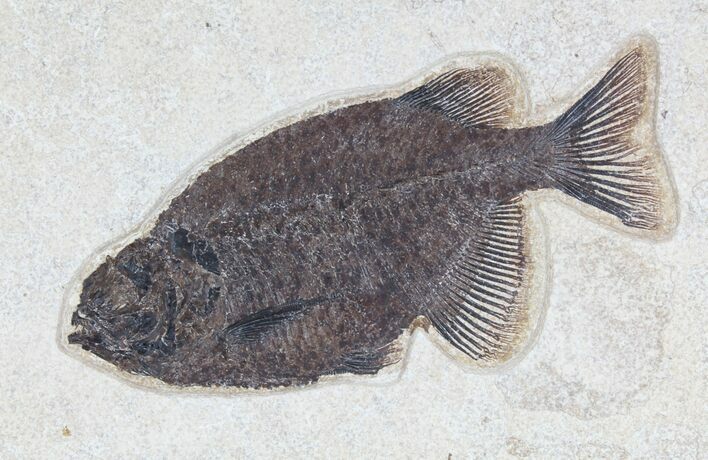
[67,38,673,390]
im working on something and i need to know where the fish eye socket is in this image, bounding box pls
[116,259,152,292]
[168,228,221,275]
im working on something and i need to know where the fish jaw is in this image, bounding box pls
[67,240,172,370]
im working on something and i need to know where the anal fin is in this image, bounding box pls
[426,197,533,363]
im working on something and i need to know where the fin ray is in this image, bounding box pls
[225,297,328,342]
[335,342,402,375]
[546,42,672,231]
[425,197,532,364]
[397,66,517,128]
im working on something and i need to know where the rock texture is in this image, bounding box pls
[67,45,664,390]
[0,1,705,457]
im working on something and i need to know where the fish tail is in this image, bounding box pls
[545,38,674,233]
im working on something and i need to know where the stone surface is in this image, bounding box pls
[0,0,705,457]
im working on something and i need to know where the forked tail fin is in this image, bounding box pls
[547,39,674,233]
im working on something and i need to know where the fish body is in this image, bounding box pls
[68,38,673,389]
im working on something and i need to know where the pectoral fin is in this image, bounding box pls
[225,296,328,343]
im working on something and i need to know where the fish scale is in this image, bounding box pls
[67,37,675,390]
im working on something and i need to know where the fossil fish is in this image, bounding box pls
[66,37,674,390]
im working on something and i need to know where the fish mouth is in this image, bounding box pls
[67,299,175,379]
[67,294,130,354]
[67,303,151,373]
[67,323,101,347]
[68,295,103,344]
[67,290,174,361]
[67,328,108,357]
[68,299,118,356]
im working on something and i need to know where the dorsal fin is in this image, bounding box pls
[397,66,517,128]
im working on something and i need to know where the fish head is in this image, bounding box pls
[67,239,180,372]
